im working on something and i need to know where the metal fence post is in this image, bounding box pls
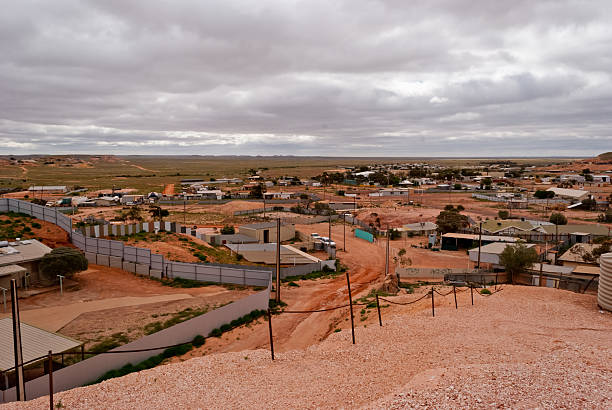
[346,271,355,344]
[453,285,457,309]
[11,279,26,401]
[48,350,53,410]
[431,286,435,317]
[267,309,275,360]
[470,284,474,305]
[375,294,382,326]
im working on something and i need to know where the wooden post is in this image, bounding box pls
[10,279,26,401]
[276,218,281,303]
[267,309,274,360]
[431,286,435,317]
[477,221,482,269]
[375,294,382,326]
[453,285,457,309]
[470,284,474,306]
[346,271,355,344]
[48,351,53,410]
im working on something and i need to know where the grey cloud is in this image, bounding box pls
[0,0,611,156]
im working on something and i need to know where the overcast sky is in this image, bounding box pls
[1,0,611,157]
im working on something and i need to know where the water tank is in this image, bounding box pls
[599,253,612,311]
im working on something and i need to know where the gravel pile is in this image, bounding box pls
[3,286,610,409]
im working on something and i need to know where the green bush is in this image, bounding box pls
[39,247,88,282]
[90,343,194,385]
[208,309,266,338]
[192,335,206,347]
[480,288,492,295]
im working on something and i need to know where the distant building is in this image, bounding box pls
[400,222,437,236]
[468,242,536,269]
[263,192,295,200]
[28,186,68,194]
[196,189,224,200]
[238,222,295,244]
[558,243,601,269]
[441,233,518,251]
[546,187,590,202]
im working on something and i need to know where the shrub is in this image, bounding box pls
[192,335,206,347]
[220,225,235,234]
[549,212,567,225]
[31,222,41,229]
[39,247,88,283]
[480,288,492,295]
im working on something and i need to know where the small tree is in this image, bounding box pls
[249,183,265,199]
[436,207,469,234]
[534,190,555,199]
[499,242,539,284]
[498,210,510,219]
[126,206,143,222]
[220,225,235,234]
[549,212,567,225]
[39,247,88,284]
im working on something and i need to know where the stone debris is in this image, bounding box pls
[2,286,610,409]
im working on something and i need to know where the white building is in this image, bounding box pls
[546,187,590,202]
[468,242,536,269]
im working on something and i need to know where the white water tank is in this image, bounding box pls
[599,253,612,311]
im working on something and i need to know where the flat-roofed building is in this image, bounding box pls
[238,222,295,244]
[0,239,52,287]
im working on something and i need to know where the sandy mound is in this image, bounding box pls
[7,286,610,409]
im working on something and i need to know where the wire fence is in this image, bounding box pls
[266,280,505,360]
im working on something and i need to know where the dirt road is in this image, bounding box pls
[162,184,175,196]
[173,221,390,357]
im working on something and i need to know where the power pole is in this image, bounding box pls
[343,213,346,252]
[11,279,26,401]
[385,225,390,276]
[477,221,482,270]
[275,218,281,303]
[328,214,332,242]
[183,199,186,226]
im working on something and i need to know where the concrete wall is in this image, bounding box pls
[1,283,271,403]
[240,224,295,244]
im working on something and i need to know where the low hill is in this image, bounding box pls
[7,286,610,409]
[598,152,612,161]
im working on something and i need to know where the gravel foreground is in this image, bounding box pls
[3,286,611,409]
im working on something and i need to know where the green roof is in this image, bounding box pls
[481,220,535,233]
[539,224,611,236]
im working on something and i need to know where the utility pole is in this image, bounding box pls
[328,214,332,242]
[183,199,186,226]
[477,221,482,270]
[11,279,26,401]
[275,218,281,303]
[385,224,390,276]
[343,213,346,252]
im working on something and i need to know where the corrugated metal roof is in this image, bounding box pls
[468,242,535,255]
[0,264,27,277]
[239,221,280,230]
[0,240,52,266]
[442,233,519,242]
[0,318,81,372]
